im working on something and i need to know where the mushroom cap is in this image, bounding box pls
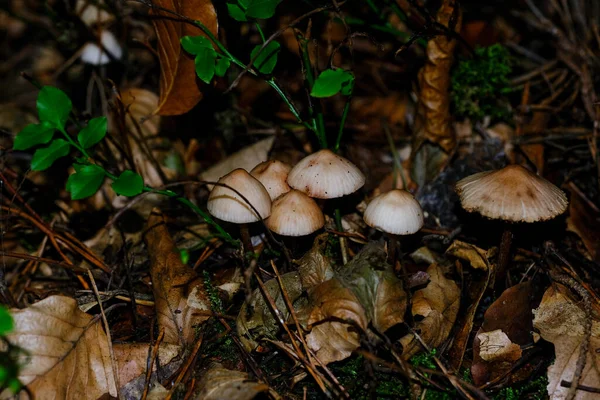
[81,30,122,65]
[364,189,424,235]
[455,164,568,223]
[208,169,272,223]
[266,190,325,236]
[287,149,365,199]
[250,160,292,201]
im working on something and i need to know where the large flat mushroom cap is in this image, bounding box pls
[287,149,365,199]
[208,169,272,223]
[250,160,292,201]
[455,165,568,223]
[364,189,424,235]
[266,190,324,236]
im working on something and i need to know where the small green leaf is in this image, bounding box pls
[31,139,71,171]
[37,86,72,130]
[227,3,247,21]
[0,306,13,336]
[195,47,217,84]
[66,164,105,200]
[181,35,213,55]
[13,121,55,150]
[246,0,281,19]
[77,116,107,149]
[250,41,280,74]
[178,248,190,264]
[112,170,144,197]
[311,69,355,98]
[215,57,231,77]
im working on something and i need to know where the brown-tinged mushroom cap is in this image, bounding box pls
[455,165,568,223]
[250,160,292,201]
[208,168,271,223]
[286,149,365,199]
[364,190,424,235]
[266,190,325,236]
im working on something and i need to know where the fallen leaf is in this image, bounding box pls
[296,234,334,290]
[445,240,494,270]
[477,329,522,362]
[6,296,117,399]
[566,184,600,262]
[200,136,275,190]
[195,363,269,400]
[151,0,218,115]
[145,209,212,345]
[399,263,460,358]
[113,343,180,386]
[533,284,600,400]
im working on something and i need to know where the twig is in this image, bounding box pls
[141,329,165,400]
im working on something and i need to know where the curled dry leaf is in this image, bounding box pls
[296,234,334,290]
[145,209,211,346]
[533,284,600,400]
[399,263,460,358]
[412,0,462,154]
[5,296,117,399]
[195,363,269,400]
[151,0,218,115]
[477,329,522,362]
[113,343,180,387]
[445,240,494,270]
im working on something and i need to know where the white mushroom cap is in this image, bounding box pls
[81,30,122,65]
[250,160,292,200]
[266,190,324,236]
[364,189,424,235]
[76,0,114,27]
[455,165,568,223]
[208,169,272,223]
[287,149,365,199]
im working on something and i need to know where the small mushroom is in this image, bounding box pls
[455,164,568,288]
[250,160,292,201]
[363,189,424,265]
[266,190,324,236]
[80,30,122,65]
[208,168,271,252]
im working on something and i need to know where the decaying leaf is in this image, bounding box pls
[113,343,180,386]
[145,209,211,345]
[533,284,600,400]
[200,136,275,189]
[296,234,334,290]
[567,185,600,262]
[6,296,118,399]
[195,363,269,400]
[400,263,460,358]
[412,0,462,154]
[477,329,522,362]
[151,0,218,115]
[445,240,494,270]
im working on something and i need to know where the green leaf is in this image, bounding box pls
[310,69,355,98]
[0,305,13,335]
[37,86,72,130]
[112,170,144,197]
[227,3,247,21]
[31,139,71,171]
[77,116,107,149]
[66,164,105,200]
[181,35,213,55]
[215,57,231,77]
[250,41,280,74]
[13,121,55,150]
[245,0,281,19]
[195,47,217,84]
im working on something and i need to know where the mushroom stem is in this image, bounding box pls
[387,234,400,271]
[239,224,254,254]
[496,227,513,289]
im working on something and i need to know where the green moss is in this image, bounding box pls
[202,270,224,313]
[451,44,513,122]
[493,374,548,400]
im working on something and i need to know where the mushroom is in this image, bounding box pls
[455,164,568,287]
[266,190,325,236]
[287,149,365,199]
[250,160,292,201]
[81,30,122,65]
[363,189,424,265]
[208,168,272,252]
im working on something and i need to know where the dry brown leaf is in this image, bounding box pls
[151,0,217,115]
[145,209,211,345]
[296,234,334,290]
[306,277,368,364]
[412,0,462,154]
[113,343,180,386]
[6,296,117,399]
[195,363,269,400]
[533,285,600,400]
[445,240,494,270]
[200,137,276,190]
[477,329,522,362]
[566,185,600,262]
[399,263,460,358]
